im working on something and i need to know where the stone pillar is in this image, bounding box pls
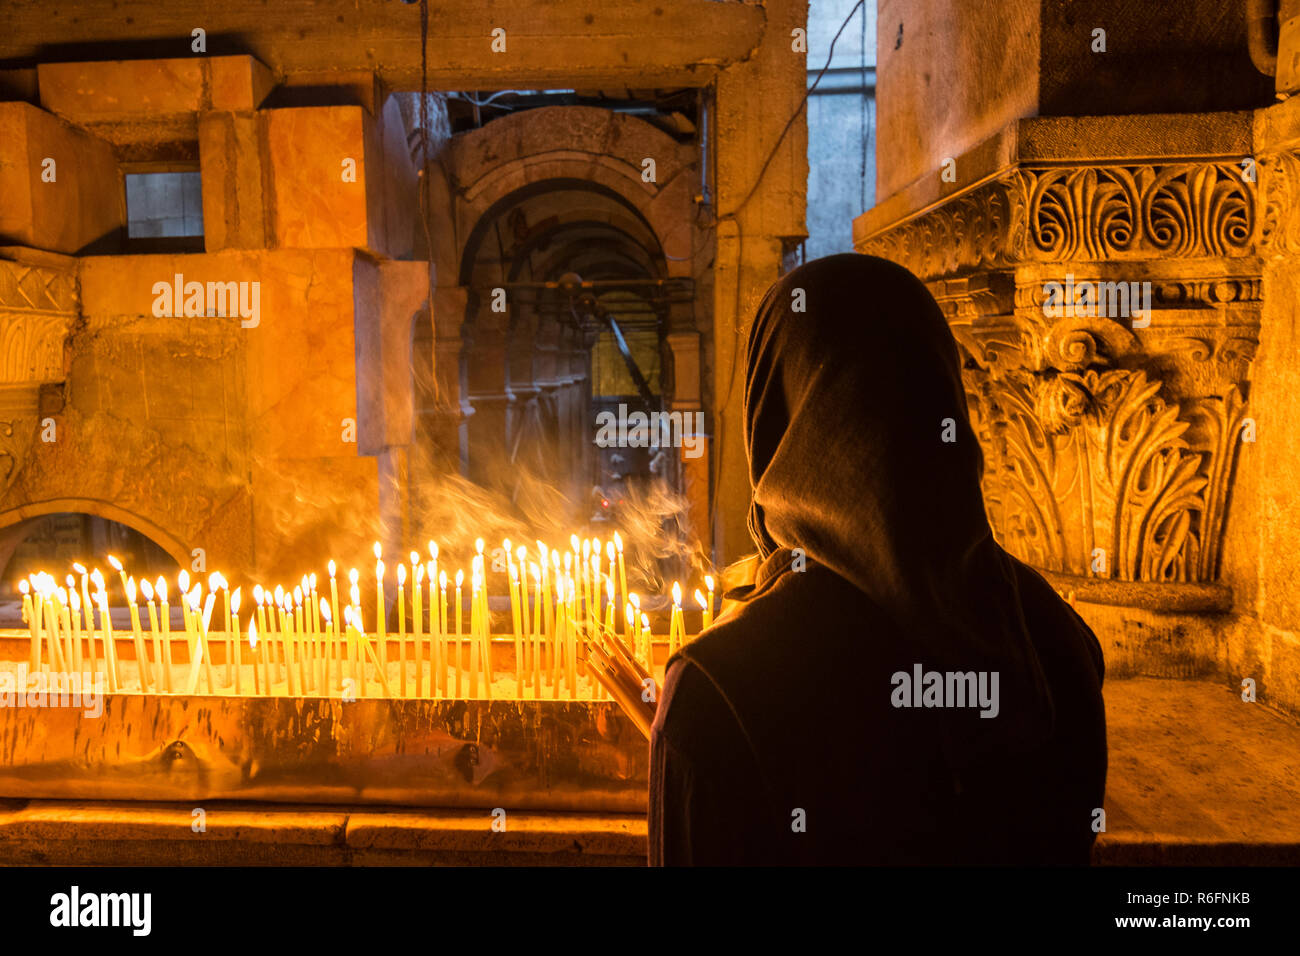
[412,285,471,487]
[464,289,513,492]
[855,111,1265,694]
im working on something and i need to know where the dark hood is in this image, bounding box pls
[741,253,1055,766]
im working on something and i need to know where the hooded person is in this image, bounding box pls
[648,253,1107,866]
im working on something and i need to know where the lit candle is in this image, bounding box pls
[68,585,84,673]
[125,576,151,691]
[157,577,173,694]
[531,563,543,697]
[439,570,449,698]
[141,578,160,685]
[427,542,439,696]
[454,569,464,698]
[328,560,341,660]
[704,575,715,630]
[374,543,387,673]
[343,605,357,696]
[318,597,331,695]
[294,585,308,693]
[57,587,75,676]
[628,592,643,669]
[469,569,481,699]
[183,588,204,695]
[670,582,684,656]
[348,571,361,695]
[508,560,522,690]
[397,561,408,698]
[231,587,243,696]
[614,532,628,639]
[253,585,268,687]
[18,579,35,670]
[641,612,653,682]
[75,564,96,673]
[211,572,231,687]
[249,617,261,696]
[693,589,708,645]
[200,588,217,693]
[92,569,121,691]
[410,553,423,697]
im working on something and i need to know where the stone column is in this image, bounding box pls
[855,112,1262,689]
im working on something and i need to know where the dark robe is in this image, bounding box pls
[648,254,1107,866]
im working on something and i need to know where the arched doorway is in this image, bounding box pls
[454,178,691,528]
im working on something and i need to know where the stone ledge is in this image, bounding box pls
[0,679,1293,865]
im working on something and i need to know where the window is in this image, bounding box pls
[124,170,204,249]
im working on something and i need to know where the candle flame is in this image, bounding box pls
[516,545,525,565]
[343,606,354,627]
[706,574,715,592]
[397,563,407,585]
[570,534,580,553]
[70,588,80,611]
[672,581,682,605]
[73,563,87,575]
[415,562,425,582]
[293,585,303,606]
[503,538,512,555]
[248,617,258,648]
[253,583,264,604]
[629,592,640,610]
[455,569,464,587]
[440,570,448,588]
[157,576,168,601]
[532,562,541,582]
[409,550,420,566]
[475,538,485,555]
[319,596,331,622]
[178,569,190,592]
[613,531,623,552]
[348,568,359,585]
[373,541,382,560]
[188,587,201,612]
[376,559,385,580]
[141,578,154,601]
[209,571,223,591]
[625,603,635,626]
[694,588,707,609]
[91,568,105,588]
[607,576,615,599]
[18,580,28,595]
[606,541,615,560]
[107,555,122,572]
[274,584,284,604]
[231,587,241,614]
[641,612,650,631]
[309,572,317,590]
[428,540,438,560]
[328,559,337,577]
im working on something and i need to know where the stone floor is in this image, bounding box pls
[0,677,1294,865]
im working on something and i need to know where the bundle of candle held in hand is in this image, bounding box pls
[10,532,716,723]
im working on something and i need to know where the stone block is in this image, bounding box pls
[38,55,272,122]
[0,102,121,254]
[265,106,370,249]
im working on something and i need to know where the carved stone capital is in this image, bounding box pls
[858,156,1266,586]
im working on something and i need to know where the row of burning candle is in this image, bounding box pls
[14,533,716,700]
